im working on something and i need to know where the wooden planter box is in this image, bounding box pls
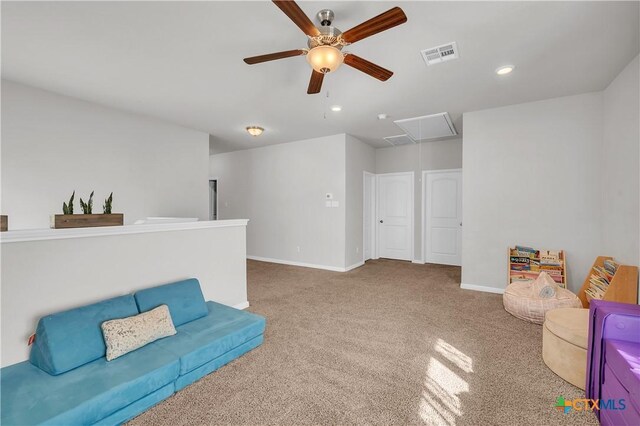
[1,215,7,232]
[51,214,124,229]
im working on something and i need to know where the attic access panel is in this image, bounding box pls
[384,134,416,147]
[394,112,457,141]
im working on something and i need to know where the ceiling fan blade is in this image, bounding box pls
[307,70,324,94]
[344,54,393,81]
[341,7,407,44]
[244,49,306,65]
[272,1,320,37]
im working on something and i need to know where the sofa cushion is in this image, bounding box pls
[174,335,264,391]
[134,278,208,326]
[150,301,266,375]
[544,308,589,349]
[93,383,174,426]
[1,342,179,425]
[30,294,140,375]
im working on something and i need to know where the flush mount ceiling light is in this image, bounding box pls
[330,105,342,112]
[496,65,515,75]
[246,126,264,137]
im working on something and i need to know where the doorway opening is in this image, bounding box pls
[209,179,218,220]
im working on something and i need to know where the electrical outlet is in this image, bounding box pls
[296,246,301,253]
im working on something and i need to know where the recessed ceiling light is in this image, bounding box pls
[246,126,264,137]
[330,105,342,112]
[496,65,515,75]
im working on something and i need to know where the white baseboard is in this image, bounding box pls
[412,259,425,264]
[247,255,346,272]
[345,261,365,272]
[232,301,250,310]
[460,283,505,294]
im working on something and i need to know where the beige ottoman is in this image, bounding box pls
[542,308,589,389]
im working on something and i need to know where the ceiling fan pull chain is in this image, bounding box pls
[324,90,329,119]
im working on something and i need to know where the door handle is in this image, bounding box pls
[379,220,384,223]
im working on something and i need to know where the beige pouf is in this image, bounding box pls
[503,273,582,324]
[542,308,589,389]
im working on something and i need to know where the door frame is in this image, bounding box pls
[376,171,414,261]
[208,177,219,221]
[363,171,377,261]
[421,168,462,264]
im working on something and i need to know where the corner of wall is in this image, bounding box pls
[601,54,640,267]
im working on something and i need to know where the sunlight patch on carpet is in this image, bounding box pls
[419,341,471,425]
[434,339,473,373]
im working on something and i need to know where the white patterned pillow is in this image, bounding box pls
[101,304,176,361]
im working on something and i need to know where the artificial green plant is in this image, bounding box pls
[62,191,75,215]
[79,191,94,214]
[103,192,113,214]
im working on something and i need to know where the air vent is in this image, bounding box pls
[421,42,459,66]
[394,113,457,141]
[384,134,416,147]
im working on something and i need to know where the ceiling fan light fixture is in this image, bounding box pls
[306,45,343,74]
[243,2,407,94]
[246,126,264,137]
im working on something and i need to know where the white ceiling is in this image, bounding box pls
[2,1,638,151]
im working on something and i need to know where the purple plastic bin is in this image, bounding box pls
[586,299,640,424]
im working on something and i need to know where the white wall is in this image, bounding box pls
[211,135,461,270]
[1,80,209,229]
[375,139,463,261]
[210,134,347,270]
[345,135,375,268]
[602,55,639,266]
[1,221,249,366]
[462,93,604,293]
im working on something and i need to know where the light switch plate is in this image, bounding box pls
[325,200,332,207]
[331,201,339,207]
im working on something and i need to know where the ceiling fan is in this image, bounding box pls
[243,1,407,94]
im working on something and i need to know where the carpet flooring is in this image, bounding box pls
[129,259,597,425]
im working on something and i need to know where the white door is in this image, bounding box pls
[424,170,462,266]
[377,173,413,261]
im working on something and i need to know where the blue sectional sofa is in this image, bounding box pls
[0,279,265,425]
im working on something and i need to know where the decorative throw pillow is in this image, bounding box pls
[101,304,176,361]
[532,272,558,298]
